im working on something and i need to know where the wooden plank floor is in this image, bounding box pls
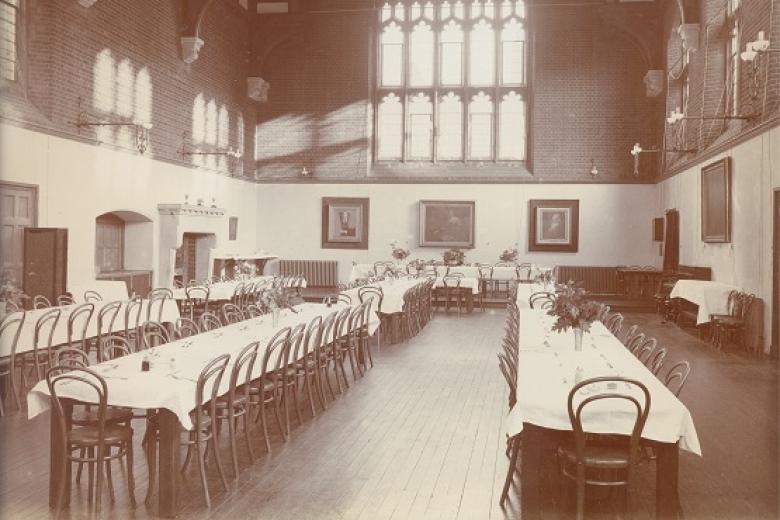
[0,309,777,519]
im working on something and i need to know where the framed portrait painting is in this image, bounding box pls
[528,199,579,252]
[701,157,731,243]
[321,197,369,249]
[419,200,475,248]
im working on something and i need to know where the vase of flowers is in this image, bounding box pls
[547,281,601,352]
[259,287,290,326]
[442,248,465,266]
[390,241,410,262]
[499,248,519,263]
[0,274,28,317]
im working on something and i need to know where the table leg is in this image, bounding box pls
[158,409,181,518]
[49,400,72,509]
[465,291,474,313]
[655,441,681,519]
[520,424,564,519]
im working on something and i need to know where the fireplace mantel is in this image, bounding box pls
[158,203,225,217]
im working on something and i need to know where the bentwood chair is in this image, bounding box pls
[95,301,122,361]
[57,294,75,306]
[296,315,326,417]
[621,324,640,347]
[626,333,646,355]
[27,307,62,387]
[123,296,144,351]
[47,366,136,514]
[101,335,134,362]
[174,317,201,339]
[184,286,210,321]
[441,275,464,314]
[214,342,260,479]
[84,290,103,303]
[146,288,173,324]
[199,312,223,332]
[243,304,263,319]
[250,327,291,453]
[315,311,339,403]
[0,312,26,414]
[711,292,756,353]
[604,313,624,337]
[664,361,691,397]
[358,286,384,348]
[280,324,306,434]
[67,303,95,353]
[556,377,651,520]
[141,321,170,349]
[529,291,556,310]
[634,337,658,365]
[646,347,667,375]
[33,294,52,309]
[221,303,244,325]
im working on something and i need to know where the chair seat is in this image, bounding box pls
[557,442,632,469]
[711,315,744,326]
[72,406,134,426]
[215,394,248,410]
[249,380,278,394]
[68,423,133,445]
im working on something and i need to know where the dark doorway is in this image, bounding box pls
[773,190,779,360]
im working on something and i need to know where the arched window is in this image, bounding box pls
[375,0,529,163]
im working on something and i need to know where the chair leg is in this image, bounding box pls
[575,466,586,520]
[291,382,303,426]
[227,412,239,479]
[105,458,115,503]
[500,435,521,506]
[272,397,286,442]
[242,411,255,464]
[258,402,272,454]
[144,430,157,505]
[209,433,228,492]
[194,440,211,508]
[94,446,104,514]
[87,448,95,504]
[126,440,136,507]
[304,374,317,417]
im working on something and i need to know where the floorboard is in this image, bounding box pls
[0,309,777,519]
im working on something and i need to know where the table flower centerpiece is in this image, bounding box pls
[499,248,519,263]
[547,281,601,352]
[258,287,291,326]
[442,248,465,266]
[390,241,410,262]
[0,274,28,317]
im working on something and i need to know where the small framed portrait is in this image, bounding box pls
[701,157,731,243]
[321,197,369,249]
[419,200,475,248]
[228,217,238,241]
[528,199,579,252]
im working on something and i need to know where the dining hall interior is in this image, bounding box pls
[0,0,778,519]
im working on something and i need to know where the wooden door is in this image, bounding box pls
[176,233,199,284]
[23,228,68,304]
[0,183,37,284]
[773,190,779,360]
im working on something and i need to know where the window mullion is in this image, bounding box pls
[462,12,471,162]
[432,11,440,163]
[493,16,500,162]
[402,13,409,163]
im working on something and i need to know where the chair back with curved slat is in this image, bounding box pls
[319,311,338,352]
[358,286,383,313]
[101,335,134,361]
[1,312,26,410]
[303,314,323,362]
[147,288,173,323]
[647,347,667,375]
[96,300,122,358]
[516,263,533,282]
[83,290,103,303]
[664,360,691,397]
[57,294,75,306]
[529,291,555,310]
[635,337,657,364]
[67,303,95,349]
[227,341,260,410]
[33,308,62,380]
[626,332,646,354]
[199,312,222,332]
[33,295,52,309]
[54,346,91,370]
[221,303,244,325]
[175,317,201,339]
[142,321,170,349]
[185,286,210,320]
[192,354,231,438]
[621,324,640,346]
[605,313,624,336]
[261,327,292,377]
[243,304,263,319]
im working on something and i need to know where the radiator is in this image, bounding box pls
[278,260,338,287]
[554,266,618,295]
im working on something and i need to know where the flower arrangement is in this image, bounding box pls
[536,269,554,285]
[442,248,465,266]
[0,273,28,309]
[390,241,410,261]
[499,248,519,262]
[547,281,601,333]
[258,287,290,313]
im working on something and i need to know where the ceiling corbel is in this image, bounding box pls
[179,0,216,64]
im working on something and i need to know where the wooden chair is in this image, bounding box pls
[214,341,260,479]
[174,317,200,339]
[146,288,173,324]
[57,294,75,306]
[123,296,144,351]
[250,327,291,454]
[26,307,62,388]
[626,333,646,355]
[529,291,555,310]
[358,286,384,348]
[198,312,222,332]
[95,301,122,361]
[243,304,263,319]
[47,366,136,514]
[314,311,339,403]
[646,347,667,375]
[279,324,306,435]
[184,286,210,321]
[66,303,95,353]
[141,321,170,349]
[556,377,651,520]
[84,290,103,303]
[101,335,134,362]
[221,303,244,325]
[324,293,352,306]
[621,324,640,347]
[711,292,756,353]
[33,294,52,309]
[296,315,327,417]
[441,275,464,314]
[0,312,26,414]
[634,337,658,364]
[664,361,691,397]
[516,263,533,284]
[604,313,624,337]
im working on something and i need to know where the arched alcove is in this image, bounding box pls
[95,210,154,295]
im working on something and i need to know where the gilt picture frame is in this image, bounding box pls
[528,199,579,252]
[419,200,475,248]
[701,157,731,243]
[321,197,369,249]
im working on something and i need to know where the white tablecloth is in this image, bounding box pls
[350,264,552,282]
[28,302,378,430]
[171,276,285,301]
[0,299,181,358]
[505,310,701,455]
[669,280,737,325]
[69,281,129,303]
[433,276,480,295]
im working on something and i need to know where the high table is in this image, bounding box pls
[341,277,427,313]
[515,283,554,309]
[170,276,308,301]
[669,279,737,325]
[0,299,181,358]
[28,302,379,517]
[349,263,552,282]
[68,281,130,303]
[506,310,701,519]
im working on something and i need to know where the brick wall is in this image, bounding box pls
[661,0,780,177]
[253,2,662,182]
[14,0,256,178]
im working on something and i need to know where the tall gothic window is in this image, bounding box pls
[376,0,528,162]
[725,0,740,115]
[0,0,21,82]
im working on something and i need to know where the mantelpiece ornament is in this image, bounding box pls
[158,203,225,218]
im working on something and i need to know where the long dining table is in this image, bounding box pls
[0,299,181,358]
[505,309,701,519]
[27,301,379,517]
[341,277,427,313]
